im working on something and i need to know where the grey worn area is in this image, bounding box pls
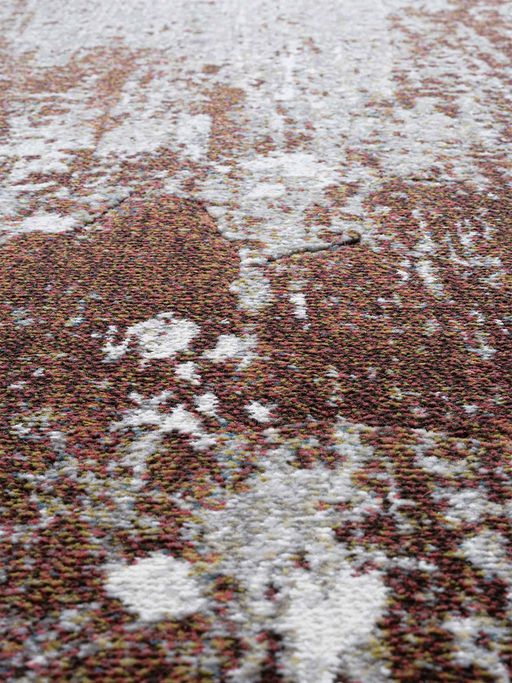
[1,0,507,261]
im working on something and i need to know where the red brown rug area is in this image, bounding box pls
[1,1,511,681]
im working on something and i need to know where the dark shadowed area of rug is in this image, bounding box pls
[1,1,511,681]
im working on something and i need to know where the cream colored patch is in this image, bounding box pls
[279,567,387,683]
[203,333,257,367]
[105,553,205,621]
[245,400,274,423]
[175,361,202,385]
[103,313,199,362]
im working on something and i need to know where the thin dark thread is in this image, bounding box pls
[266,230,361,262]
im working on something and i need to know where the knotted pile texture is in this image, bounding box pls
[1,1,511,681]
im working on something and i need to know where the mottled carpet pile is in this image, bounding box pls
[1,1,511,681]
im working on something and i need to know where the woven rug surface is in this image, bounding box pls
[1,1,511,681]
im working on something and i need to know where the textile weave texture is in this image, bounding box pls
[1,1,511,681]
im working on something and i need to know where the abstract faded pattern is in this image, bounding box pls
[0,0,511,681]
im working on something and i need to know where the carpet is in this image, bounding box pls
[1,1,511,681]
